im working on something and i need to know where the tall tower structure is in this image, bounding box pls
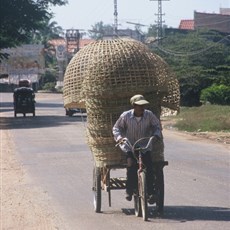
[113,0,118,35]
[65,29,80,61]
[150,0,169,44]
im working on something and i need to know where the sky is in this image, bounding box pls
[50,0,230,32]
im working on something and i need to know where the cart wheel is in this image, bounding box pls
[139,171,148,221]
[93,167,101,213]
[155,168,164,215]
[134,193,142,217]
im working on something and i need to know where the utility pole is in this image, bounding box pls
[113,0,118,35]
[150,0,169,44]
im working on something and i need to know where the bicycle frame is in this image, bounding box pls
[116,136,155,174]
[117,136,155,221]
[138,152,144,172]
[93,136,167,219]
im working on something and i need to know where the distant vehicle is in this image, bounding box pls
[65,108,86,117]
[13,87,35,117]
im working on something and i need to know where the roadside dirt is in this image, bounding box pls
[161,118,230,145]
[1,119,229,230]
[1,129,65,230]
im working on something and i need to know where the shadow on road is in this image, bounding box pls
[35,102,64,108]
[0,115,87,130]
[0,101,64,111]
[122,205,230,221]
[0,101,14,113]
[0,99,87,130]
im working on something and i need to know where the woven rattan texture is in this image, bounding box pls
[82,39,169,99]
[63,38,180,109]
[63,38,180,166]
[63,44,94,108]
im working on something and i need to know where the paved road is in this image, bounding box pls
[1,92,229,230]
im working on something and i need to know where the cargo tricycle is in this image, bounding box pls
[92,136,168,221]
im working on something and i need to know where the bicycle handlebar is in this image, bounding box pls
[116,136,155,154]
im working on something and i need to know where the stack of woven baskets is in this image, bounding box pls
[63,38,180,167]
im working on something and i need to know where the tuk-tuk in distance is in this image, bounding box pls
[13,81,36,117]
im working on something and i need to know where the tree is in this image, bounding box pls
[0,0,68,60]
[147,24,168,39]
[30,18,65,90]
[150,30,230,106]
[32,20,64,45]
[89,21,114,40]
[201,84,230,105]
[31,18,64,67]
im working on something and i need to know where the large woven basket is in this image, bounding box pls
[63,38,180,110]
[63,38,180,167]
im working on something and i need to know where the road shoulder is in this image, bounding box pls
[1,129,65,229]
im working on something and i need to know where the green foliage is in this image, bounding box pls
[42,82,57,92]
[150,30,230,106]
[89,21,114,40]
[39,70,57,90]
[31,19,63,71]
[31,20,64,45]
[201,84,230,105]
[147,24,158,37]
[0,0,67,61]
[174,105,230,132]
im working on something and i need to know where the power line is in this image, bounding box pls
[154,35,230,57]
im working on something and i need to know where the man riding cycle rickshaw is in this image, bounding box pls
[113,94,164,206]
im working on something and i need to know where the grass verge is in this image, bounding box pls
[173,105,230,132]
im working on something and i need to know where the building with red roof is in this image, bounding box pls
[179,20,194,30]
[178,8,230,33]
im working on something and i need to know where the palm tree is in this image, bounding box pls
[32,19,64,45]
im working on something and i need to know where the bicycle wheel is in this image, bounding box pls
[139,171,148,221]
[134,193,142,217]
[93,167,101,213]
[155,168,164,215]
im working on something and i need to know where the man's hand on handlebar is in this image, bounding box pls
[115,137,127,146]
